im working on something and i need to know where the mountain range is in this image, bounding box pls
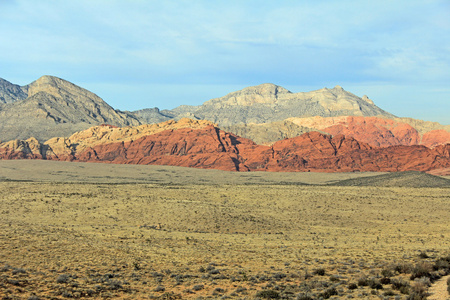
[0,75,449,174]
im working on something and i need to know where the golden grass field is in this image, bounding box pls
[0,161,449,299]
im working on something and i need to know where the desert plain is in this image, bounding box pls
[0,160,449,299]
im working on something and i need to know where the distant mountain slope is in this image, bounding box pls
[143,83,395,126]
[132,107,172,124]
[0,78,28,103]
[332,171,450,188]
[0,76,141,142]
[222,120,319,145]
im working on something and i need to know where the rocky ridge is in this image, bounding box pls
[0,76,141,142]
[139,83,395,126]
[1,119,449,174]
[0,78,28,103]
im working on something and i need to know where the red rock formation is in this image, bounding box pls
[320,116,420,147]
[421,130,450,148]
[288,116,450,148]
[1,124,449,173]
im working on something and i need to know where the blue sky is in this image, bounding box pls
[0,0,449,124]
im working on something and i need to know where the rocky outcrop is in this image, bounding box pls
[287,116,450,148]
[1,121,449,174]
[222,120,318,145]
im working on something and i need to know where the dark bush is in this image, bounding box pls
[394,263,413,274]
[320,287,338,299]
[357,276,369,286]
[348,283,358,290]
[56,274,70,284]
[313,268,325,276]
[368,279,383,290]
[255,289,280,299]
[391,278,410,294]
[192,284,204,291]
[410,263,432,280]
[154,285,165,292]
[296,294,313,300]
[380,277,391,285]
[381,268,394,278]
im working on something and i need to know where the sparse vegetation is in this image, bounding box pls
[0,165,449,299]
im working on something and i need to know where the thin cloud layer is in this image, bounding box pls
[0,0,448,123]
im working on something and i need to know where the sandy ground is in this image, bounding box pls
[0,160,449,299]
[0,160,387,185]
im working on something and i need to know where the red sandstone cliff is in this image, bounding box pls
[1,120,449,174]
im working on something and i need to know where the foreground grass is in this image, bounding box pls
[0,182,449,299]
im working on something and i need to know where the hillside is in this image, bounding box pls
[1,120,449,174]
[0,78,28,103]
[333,171,450,188]
[144,83,395,125]
[0,76,141,142]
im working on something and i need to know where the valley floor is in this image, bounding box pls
[0,161,449,299]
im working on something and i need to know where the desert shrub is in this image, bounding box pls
[12,268,27,275]
[272,272,287,280]
[394,263,413,274]
[209,269,220,275]
[107,280,123,290]
[0,264,11,272]
[383,289,395,296]
[313,268,325,276]
[329,275,340,282]
[192,284,204,291]
[381,268,394,278]
[410,263,432,280]
[357,276,369,287]
[255,289,280,299]
[56,274,70,284]
[380,277,391,285]
[296,293,313,300]
[433,256,450,272]
[348,282,358,290]
[319,287,338,299]
[368,278,383,290]
[409,277,431,299]
[391,278,410,294]
[154,285,165,292]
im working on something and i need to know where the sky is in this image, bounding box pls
[0,0,449,124]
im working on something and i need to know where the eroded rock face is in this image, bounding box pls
[1,121,449,174]
[287,116,450,148]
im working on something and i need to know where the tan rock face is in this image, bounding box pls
[1,121,449,174]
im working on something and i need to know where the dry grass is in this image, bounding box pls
[0,161,449,299]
